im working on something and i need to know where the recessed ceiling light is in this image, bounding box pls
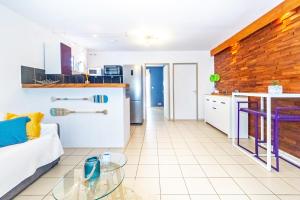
[127,29,170,46]
[92,34,99,38]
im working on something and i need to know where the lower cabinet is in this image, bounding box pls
[204,95,231,134]
[204,95,248,138]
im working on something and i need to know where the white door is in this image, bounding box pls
[173,63,197,120]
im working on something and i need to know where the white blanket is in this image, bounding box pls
[0,124,64,197]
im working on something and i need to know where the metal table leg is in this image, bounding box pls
[260,97,265,142]
[266,96,272,171]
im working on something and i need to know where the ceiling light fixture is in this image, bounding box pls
[144,35,159,46]
[127,28,170,47]
[92,34,99,38]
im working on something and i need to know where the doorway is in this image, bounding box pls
[145,64,170,121]
[148,67,164,107]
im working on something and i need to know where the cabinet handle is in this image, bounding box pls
[206,99,209,101]
[212,107,216,109]
[212,100,216,102]
[221,102,226,104]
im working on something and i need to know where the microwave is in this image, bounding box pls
[104,65,123,76]
[88,68,102,76]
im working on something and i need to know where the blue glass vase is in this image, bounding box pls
[84,156,100,181]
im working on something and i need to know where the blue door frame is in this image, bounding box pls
[147,67,164,107]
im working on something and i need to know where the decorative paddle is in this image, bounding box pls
[51,95,108,103]
[50,108,108,117]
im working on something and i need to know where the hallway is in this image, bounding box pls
[146,107,165,122]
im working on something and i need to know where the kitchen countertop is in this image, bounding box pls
[22,83,129,88]
[207,93,232,96]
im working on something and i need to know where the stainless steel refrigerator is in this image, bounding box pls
[123,65,144,124]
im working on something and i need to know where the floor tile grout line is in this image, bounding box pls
[189,121,235,199]
[133,125,144,179]
[156,129,162,200]
[203,123,276,198]
[280,176,300,193]
[42,154,85,199]
[216,145,296,199]
[255,176,299,196]
[171,122,192,200]
[186,122,222,199]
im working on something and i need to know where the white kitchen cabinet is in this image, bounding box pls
[204,95,248,138]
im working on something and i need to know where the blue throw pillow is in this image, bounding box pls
[0,117,30,147]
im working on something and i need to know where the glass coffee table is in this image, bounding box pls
[52,152,139,200]
[100,152,127,173]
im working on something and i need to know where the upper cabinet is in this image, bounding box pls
[45,42,72,75]
[60,43,72,75]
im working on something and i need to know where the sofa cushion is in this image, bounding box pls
[0,117,30,147]
[6,112,44,139]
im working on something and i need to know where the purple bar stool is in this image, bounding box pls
[237,101,265,158]
[237,102,300,171]
[273,106,300,170]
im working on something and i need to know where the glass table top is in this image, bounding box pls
[99,152,127,173]
[52,167,125,200]
[52,152,128,200]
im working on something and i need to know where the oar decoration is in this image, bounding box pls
[51,95,108,104]
[50,108,108,117]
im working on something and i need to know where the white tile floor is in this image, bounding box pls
[15,108,300,200]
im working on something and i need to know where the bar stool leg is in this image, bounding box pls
[274,118,280,171]
[237,102,241,146]
[255,113,259,157]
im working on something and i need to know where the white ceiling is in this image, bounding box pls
[0,0,283,51]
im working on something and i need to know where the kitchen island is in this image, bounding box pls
[22,83,130,148]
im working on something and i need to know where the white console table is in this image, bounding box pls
[231,92,300,171]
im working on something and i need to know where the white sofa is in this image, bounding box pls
[0,122,64,200]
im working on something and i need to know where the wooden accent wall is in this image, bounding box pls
[214,7,300,158]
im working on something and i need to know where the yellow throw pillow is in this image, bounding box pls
[5,112,44,139]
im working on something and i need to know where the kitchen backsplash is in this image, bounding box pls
[21,66,123,84]
[21,66,46,84]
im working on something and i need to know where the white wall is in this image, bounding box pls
[0,4,86,113]
[88,51,214,119]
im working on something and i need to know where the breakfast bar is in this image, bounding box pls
[22,83,130,148]
[232,92,300,171]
